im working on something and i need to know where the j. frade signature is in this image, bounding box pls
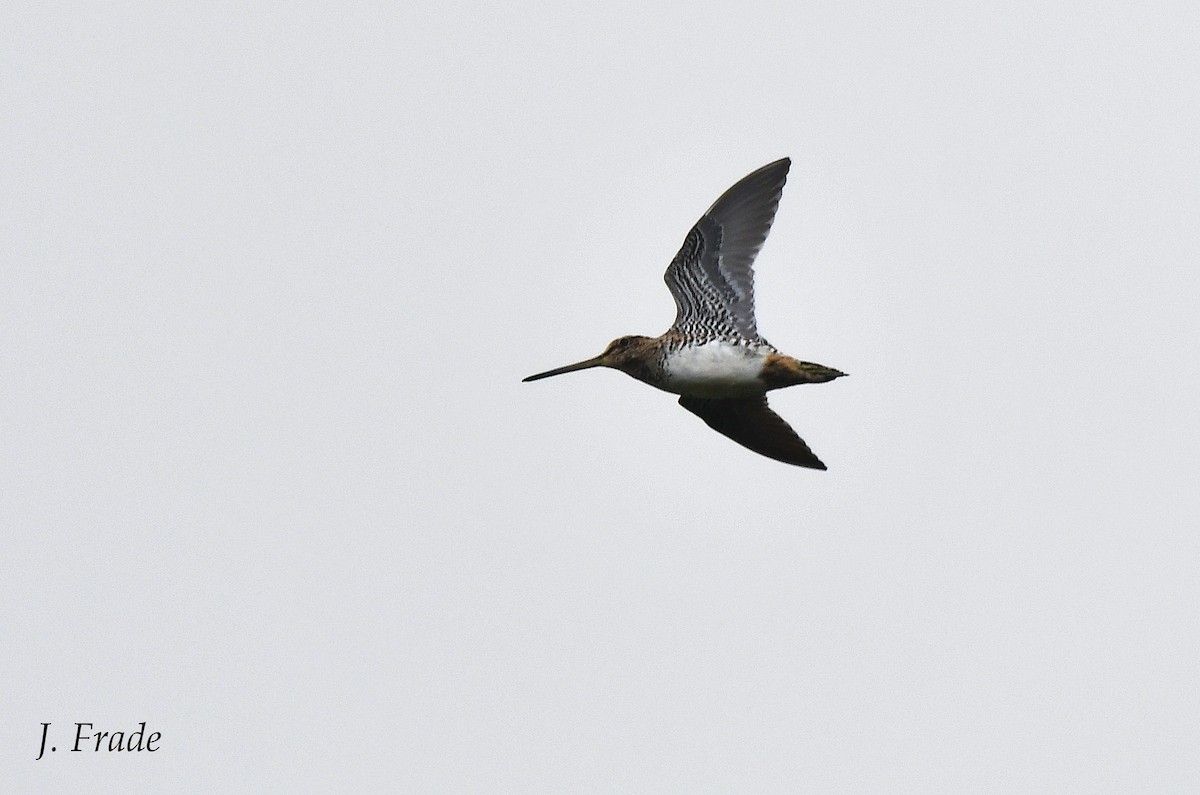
[36,722,161,760]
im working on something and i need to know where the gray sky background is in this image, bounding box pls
[4,3,1199,791]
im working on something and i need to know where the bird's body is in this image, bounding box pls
[524,158,844,469]
[661,338,771,398]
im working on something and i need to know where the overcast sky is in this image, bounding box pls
[4,2,1199,791]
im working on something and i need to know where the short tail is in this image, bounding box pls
[761,354,846,388]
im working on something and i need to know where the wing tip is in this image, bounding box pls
[753,156,791,184]
[783,448,827,470]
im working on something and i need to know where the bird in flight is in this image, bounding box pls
[523,158,844,469]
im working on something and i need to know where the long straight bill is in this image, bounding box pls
[522,355,606,382]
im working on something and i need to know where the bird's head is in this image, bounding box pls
[522,335,655,382]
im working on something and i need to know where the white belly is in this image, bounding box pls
[662,341,768,398]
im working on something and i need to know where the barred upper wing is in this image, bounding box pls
[664,158,790,342]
